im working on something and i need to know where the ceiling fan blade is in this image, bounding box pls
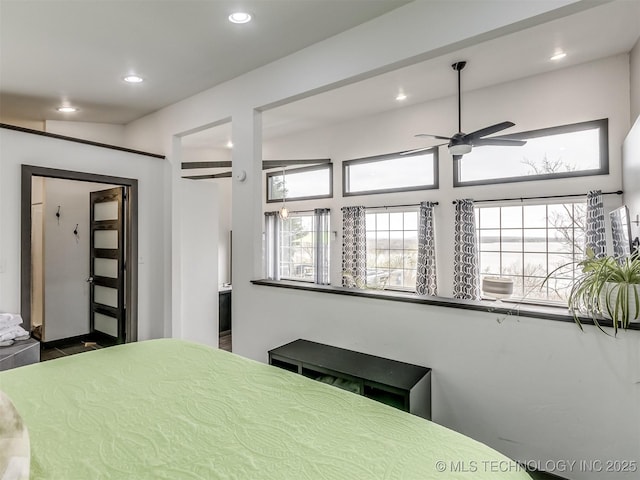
[465,121,515,140]
[415,134,452,141]
[400,146,435,156]
[400,142,448,156]
[472,138,527,147]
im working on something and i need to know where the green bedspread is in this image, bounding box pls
[0,339,531,479]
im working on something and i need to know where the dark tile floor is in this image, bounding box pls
[219,332,232,352]
[41,340,103,362]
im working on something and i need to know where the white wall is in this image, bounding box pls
[45,120,126,146]
[630,36,640,126]
[0,128,169,340]
[214,179,232,286]
[623,119,640,244]
[264,54,630,295]
[120,2,640,479]
[242,285,639,479]
[623,29,640,261]
[178,179,219,347]
[41,178,116,342]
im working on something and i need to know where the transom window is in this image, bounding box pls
[267,164,332,202]
[476,202,586,304]
[456,119,608,186]
[365,210,418,290]
[344,149,438,196]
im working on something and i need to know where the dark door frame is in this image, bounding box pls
[21,165,138,343]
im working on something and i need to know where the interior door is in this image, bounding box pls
[89,187,126,344]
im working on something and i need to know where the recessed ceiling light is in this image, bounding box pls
[56,106,78,113]
[123,75,144,84]
[226,141,234,148]
[229,12,251,24]
[550,51,567,61]
[396,92,407,101]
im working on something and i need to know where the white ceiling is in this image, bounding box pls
[262,0,640,141]
[0,0,410,124]
[182,0,640,153]
[1,0,638,157]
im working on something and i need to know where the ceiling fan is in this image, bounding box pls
[404,61,526,159]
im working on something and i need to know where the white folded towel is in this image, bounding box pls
[0,314,22,330]
[0,325,29,343]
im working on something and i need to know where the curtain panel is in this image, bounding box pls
[416,201,437,296]
[264,211,281,281]
[453,199,480,300]
[585,190,606,259]
[314,208,331,285]
[341,206,366,288]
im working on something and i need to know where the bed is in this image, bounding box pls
[0,339,532,479]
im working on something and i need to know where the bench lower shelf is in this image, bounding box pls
[268,339,431,419]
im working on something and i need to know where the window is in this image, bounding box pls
[476,202,586,304]
[280,213,316,281]
[343,149,438,196]
[266,164,332,202]
[365,210,418,290]
[455,119,608,186]
[265,210,330,284]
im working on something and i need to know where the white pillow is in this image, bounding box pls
[0,391,30,480]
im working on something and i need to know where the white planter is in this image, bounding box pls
[599,282,640,325]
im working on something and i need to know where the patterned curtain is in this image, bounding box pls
[453,199,480,300]
[341,206,366,288]
[314,208,331,285]
[416,202,437,296]
[585,190,606,258]
[264,211,281,280]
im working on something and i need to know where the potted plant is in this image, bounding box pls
[550,249,640,334]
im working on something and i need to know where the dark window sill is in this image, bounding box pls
[250,279,640,332]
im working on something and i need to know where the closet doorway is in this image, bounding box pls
[21,166,138,356]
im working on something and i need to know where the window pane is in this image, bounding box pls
[479,230,500,251]
[548,228,574,253]
[365,214,376,229]
[404,211,418,230]
[479,252,500,275]
[389,231,404,249]
[524,253,547,277]
[345,151,437,194]
[458,120,606,185]
[267,165,332,201]
[501,206,522,228]
[478,207,500,228]
[376,230,389,248]
[524,229,547,252]
[548,253,574,272]
[389,212,404,231]
[376,213,389,230]
[501,252,522,276]
[501,229,522,252]
[403,232,418,250]
[524,205,547,228]
[379,250,392,268]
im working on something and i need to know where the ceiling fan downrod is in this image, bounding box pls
[452,61,466,133]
